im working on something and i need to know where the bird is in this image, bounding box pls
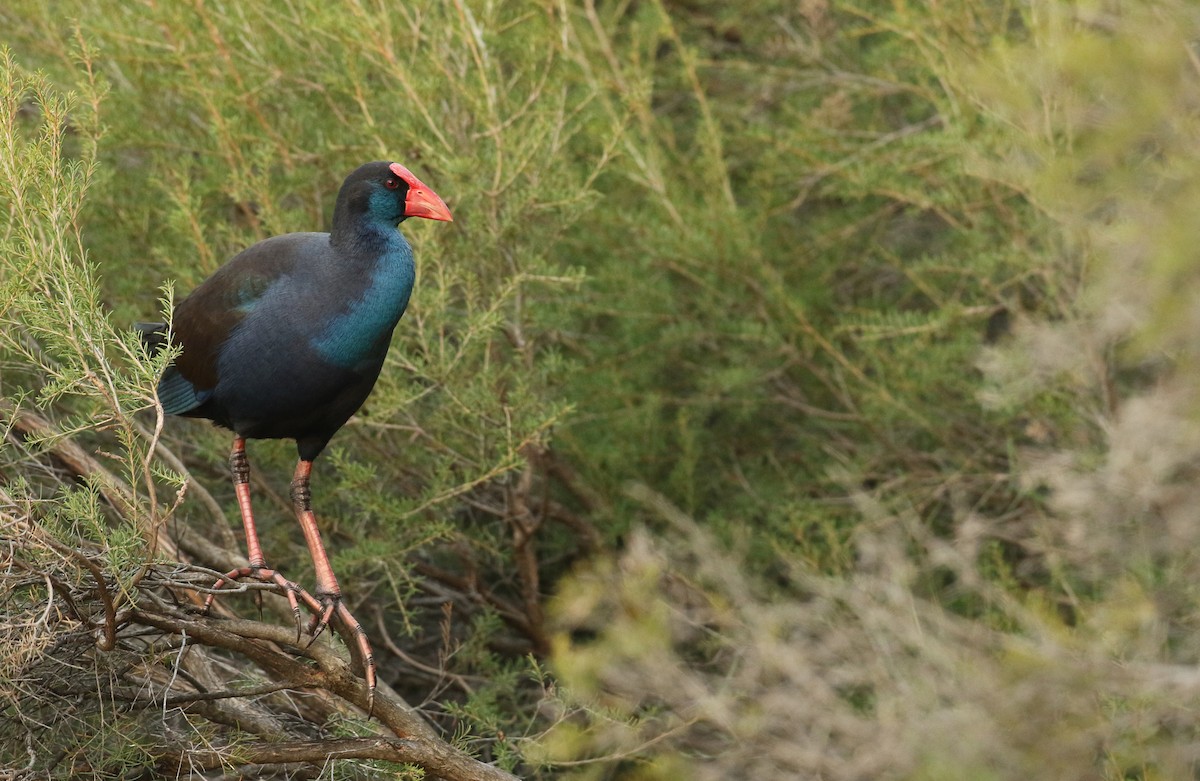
[139,161,453,705]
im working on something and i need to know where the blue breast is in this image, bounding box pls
[311,231,415,367]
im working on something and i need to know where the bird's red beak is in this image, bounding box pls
[391,162,453,222]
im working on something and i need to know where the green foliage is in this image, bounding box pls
[538,0,1054,566]
[0,47,179,582]
[539,2,1200,780]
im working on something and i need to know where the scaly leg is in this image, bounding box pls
[204,437,319,638]
[291,459,377,706]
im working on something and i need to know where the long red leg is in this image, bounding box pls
[291,459,377,708]
[203,438,319,636]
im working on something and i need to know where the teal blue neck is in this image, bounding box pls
[313,228,415,367]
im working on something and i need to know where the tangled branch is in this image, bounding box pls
[0,404,519,780]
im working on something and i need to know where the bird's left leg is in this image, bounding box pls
[290,459,377,703]
[204,437,320,637]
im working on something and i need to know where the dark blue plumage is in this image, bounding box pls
[160,229,414,459]
[150,161,449,460]
[140,161,452,706]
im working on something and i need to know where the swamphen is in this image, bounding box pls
[140,161,453,704]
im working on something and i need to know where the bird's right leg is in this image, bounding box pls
[203,437,319,637]
[290,459,377,708]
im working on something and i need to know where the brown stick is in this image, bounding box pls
[159,737,472,773]
[131,609,518,781]
[507,456,548,655]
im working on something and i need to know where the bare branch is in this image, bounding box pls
[129,608,519,781]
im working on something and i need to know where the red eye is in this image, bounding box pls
[385,178,400,190]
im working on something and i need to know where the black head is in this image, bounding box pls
[333,161,453,231]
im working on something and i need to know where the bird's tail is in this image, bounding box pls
[135,321,211,415]
[135,321,170,356]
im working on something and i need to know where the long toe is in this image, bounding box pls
[202,565,322,640]
[303,593,378,713]
[336,601,378,714]
[305,598,338,644]
[202,569,377,713]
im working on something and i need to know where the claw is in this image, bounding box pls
[336,601,378,716]
[202,565,315,643]
[195,570,378,715]
[296,592,378,713]
[305,599,338,645]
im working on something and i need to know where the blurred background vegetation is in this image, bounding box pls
[4,0,1200,778]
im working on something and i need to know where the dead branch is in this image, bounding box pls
[160,736,459,772]
[1,403,523,780]
[130,607,518,780]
